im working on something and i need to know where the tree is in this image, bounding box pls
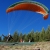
[45,25,50,41]
[22,34,28,42]
[33,31,39,42]
[19,33,23,42]
[13,31,19,42]
[40,28,45,41]
[27,30,34,42]
[0,36,2,42]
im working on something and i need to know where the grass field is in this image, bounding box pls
[0,42,50,50]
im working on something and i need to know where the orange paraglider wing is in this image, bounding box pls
[6,1,49,19]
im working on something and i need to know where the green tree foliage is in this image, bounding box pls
[40,28,45,41]
[0,25,50,42]
[13,31,19,42]
[45,25,50,41]
[19,33,23,41]
[0,36,2,42]
[27,30,34,42]
[22,34,28,42]
[3,37,7,42]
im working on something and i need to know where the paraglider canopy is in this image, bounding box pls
[6,1,49,19]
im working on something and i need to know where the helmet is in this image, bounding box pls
[9,33,10,35]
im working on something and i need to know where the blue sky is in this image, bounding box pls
[0,0,50,35]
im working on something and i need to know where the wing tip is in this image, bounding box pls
[44,14,49,20]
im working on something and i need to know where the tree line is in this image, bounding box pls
[0,25,50,42]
